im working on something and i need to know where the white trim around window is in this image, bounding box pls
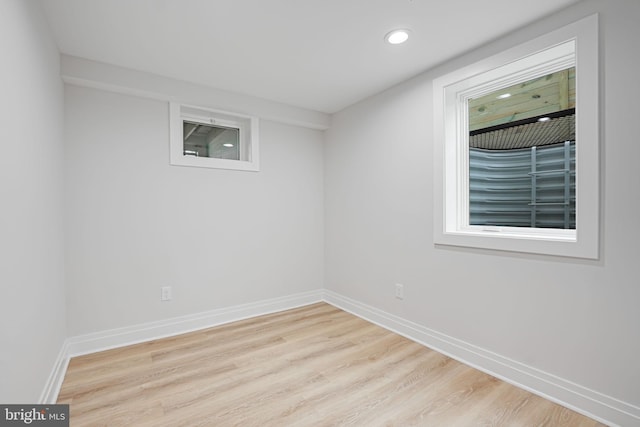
[433,14,599,259]
[169,102,260,172]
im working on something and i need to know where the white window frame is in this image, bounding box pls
[433,14,599,259]
[170,102,259,171]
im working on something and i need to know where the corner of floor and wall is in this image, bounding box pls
[2,0,639,426]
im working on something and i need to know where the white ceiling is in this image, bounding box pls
[40,0,581,114]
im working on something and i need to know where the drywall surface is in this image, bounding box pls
[325,0,640,411]
[64,85,324,335]
[0,0,67,402]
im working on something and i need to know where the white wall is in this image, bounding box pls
[0,0,66,402]
[325,0,640,414]
[64,85,324,336]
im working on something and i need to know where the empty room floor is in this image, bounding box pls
[57,303,604,426]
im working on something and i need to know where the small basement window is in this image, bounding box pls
[169,103,259,171]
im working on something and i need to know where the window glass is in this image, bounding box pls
[468,68,576,229]
[183,121,240,160]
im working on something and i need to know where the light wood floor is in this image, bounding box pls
[58,303,605,426]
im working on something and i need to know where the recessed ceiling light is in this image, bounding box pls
[538,117,551,122]
[223,143,234,147]
[385,29,410,45]
[496,93,511,99]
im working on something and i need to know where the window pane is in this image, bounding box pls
[468,67,576,229]
[183,121,240,161]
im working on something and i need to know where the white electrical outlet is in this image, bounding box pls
[395,283,404,300]
[161,286,172,301]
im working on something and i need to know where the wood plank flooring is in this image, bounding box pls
[57,303,606,426]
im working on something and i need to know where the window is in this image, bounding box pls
[433,15,599,259]
[170,103,259,171]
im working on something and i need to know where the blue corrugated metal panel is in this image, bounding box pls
[469,142,575,229]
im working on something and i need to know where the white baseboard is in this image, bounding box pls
[39,340,70,404]
[323,290,640,427]
[41,288,640,427]
[66,289,324,357]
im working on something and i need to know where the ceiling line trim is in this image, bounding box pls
[60,55,331,131]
